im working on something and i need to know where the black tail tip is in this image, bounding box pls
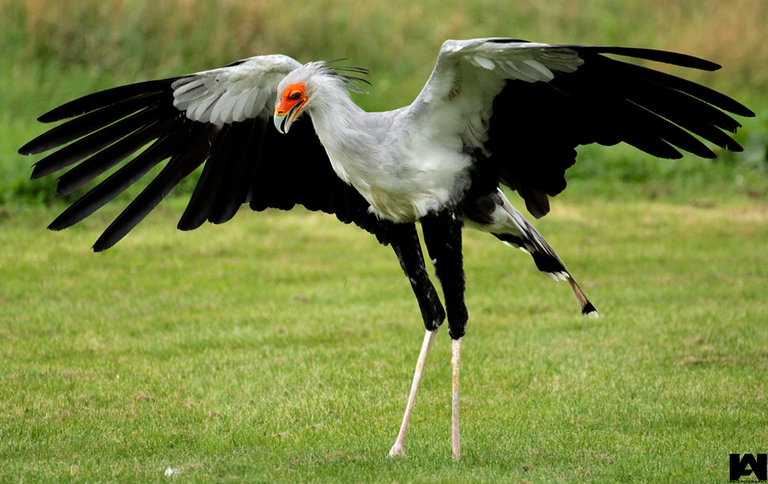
[582,302,599,318]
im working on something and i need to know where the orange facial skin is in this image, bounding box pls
[274,82,309,134]
[275,82,308,118]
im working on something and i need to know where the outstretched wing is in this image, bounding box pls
[19,55,385,251]
[408,38,754,218]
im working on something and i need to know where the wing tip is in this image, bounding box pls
[580,46,723,71]
[92,236,115,253]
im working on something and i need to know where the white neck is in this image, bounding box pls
[306,81,386,185]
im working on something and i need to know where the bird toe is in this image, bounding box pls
[388,445,407,458]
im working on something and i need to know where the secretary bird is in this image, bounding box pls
[19,38,753,460]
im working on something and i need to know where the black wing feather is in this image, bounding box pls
[37,79,176,123]
[20,93,167,156]
[208,116,270,225]
[92,123,220,252]
[489,45,754,218]
[30,104,168,179]
[176,122,240,231]
[569,46,722,71]
[48,127,192,231]
[56,111,180,196]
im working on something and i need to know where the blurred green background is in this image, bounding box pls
[1,0,767,205]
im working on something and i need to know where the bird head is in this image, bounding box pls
[274,81,309,134]
[274,64,319,134]
[274,61,370,134]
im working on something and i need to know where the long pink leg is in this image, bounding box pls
[451,337,462,461]
[389,328,439,457]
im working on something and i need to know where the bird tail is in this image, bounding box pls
[488,189,598,318]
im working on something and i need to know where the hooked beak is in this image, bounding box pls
[274,98,306,134]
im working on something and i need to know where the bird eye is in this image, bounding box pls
[288,91,302,101]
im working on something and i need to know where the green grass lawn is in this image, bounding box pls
[1,189,766,483]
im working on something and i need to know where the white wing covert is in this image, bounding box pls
[172,55,302,125]
[440,39,583,82]
[404,39,586,155]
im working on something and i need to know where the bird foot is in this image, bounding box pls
[388,444,407,458]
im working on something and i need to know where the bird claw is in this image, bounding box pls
[388,444,407,458]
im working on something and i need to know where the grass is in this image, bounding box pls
[1,186,767,482]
